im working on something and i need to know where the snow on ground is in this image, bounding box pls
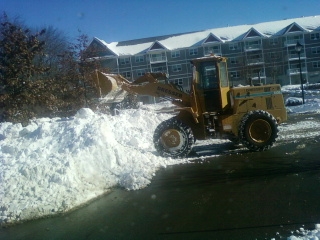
[0,85,320,240]
[285,225,320,240]
[282,84,320,114]
[0,102,190,225]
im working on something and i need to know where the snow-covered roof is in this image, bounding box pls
[94,15,320,56]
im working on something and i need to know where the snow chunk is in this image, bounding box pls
[75,108,95,119]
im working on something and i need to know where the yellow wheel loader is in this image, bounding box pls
[92,55,287,158]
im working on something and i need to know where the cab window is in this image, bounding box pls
[219,61,229,88]
[199,62,218,89]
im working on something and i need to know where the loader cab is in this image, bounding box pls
[192,56,230,112]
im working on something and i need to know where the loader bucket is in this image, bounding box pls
[93,71,129,103]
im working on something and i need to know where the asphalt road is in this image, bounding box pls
[1,113,320,240]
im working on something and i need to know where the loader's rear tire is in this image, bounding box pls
[153,118,194,158]
[238,110,278,151]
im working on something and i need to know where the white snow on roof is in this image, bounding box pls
[95,15,320,56]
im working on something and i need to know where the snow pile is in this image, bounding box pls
[1,85,320,228]
[286,224,320,240]
[0,103,188,225]
[286,99,320,114]
[282,84,320,113]
[286,97,304,106]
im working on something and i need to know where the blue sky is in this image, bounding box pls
[1,0,320,43]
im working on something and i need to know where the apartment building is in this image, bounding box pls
[86,15,320,94]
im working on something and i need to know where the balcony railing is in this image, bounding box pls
[151,68,168,74]
[204,51,222,56]
[284,39,304,46]
[248,70,266,79]
[287,52,306,60]
[287,67,307,75]
[244,44,262,51]
[150,55,167,63]
[246,58,264,65]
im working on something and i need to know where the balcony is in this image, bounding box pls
[248,70,266,80]
[246,58,264,65]
[151,67,168,74]
[244,44,262,52]
[149,55,167,63]
[251,72,266,81]
[287,67,307,75]
[284,39,304,47]
[287,52,306,60]
[204,51,222,56]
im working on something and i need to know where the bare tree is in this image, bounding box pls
[35,26,70,79]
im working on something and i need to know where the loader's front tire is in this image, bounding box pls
[153,118,194,158]
[238,110,278,151]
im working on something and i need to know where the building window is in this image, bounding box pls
[229,43,238,50]
[172,64,182,72]
[313,61,320,68]
[189,48,198,56]
[122,71,131,78]
[135,55,144,63]
[312,47,320,54]
[311,33,320,40]
[171,50,180,58]
[230,71,240,78]
[171,78,183,85]
[269,38,278,45]
[120,57,130,65]
[230,57,238,64]
[136,69,146,77]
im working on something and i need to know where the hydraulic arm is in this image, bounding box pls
[92,70,192,107]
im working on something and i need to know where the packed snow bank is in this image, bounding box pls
[0,103,189,225]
